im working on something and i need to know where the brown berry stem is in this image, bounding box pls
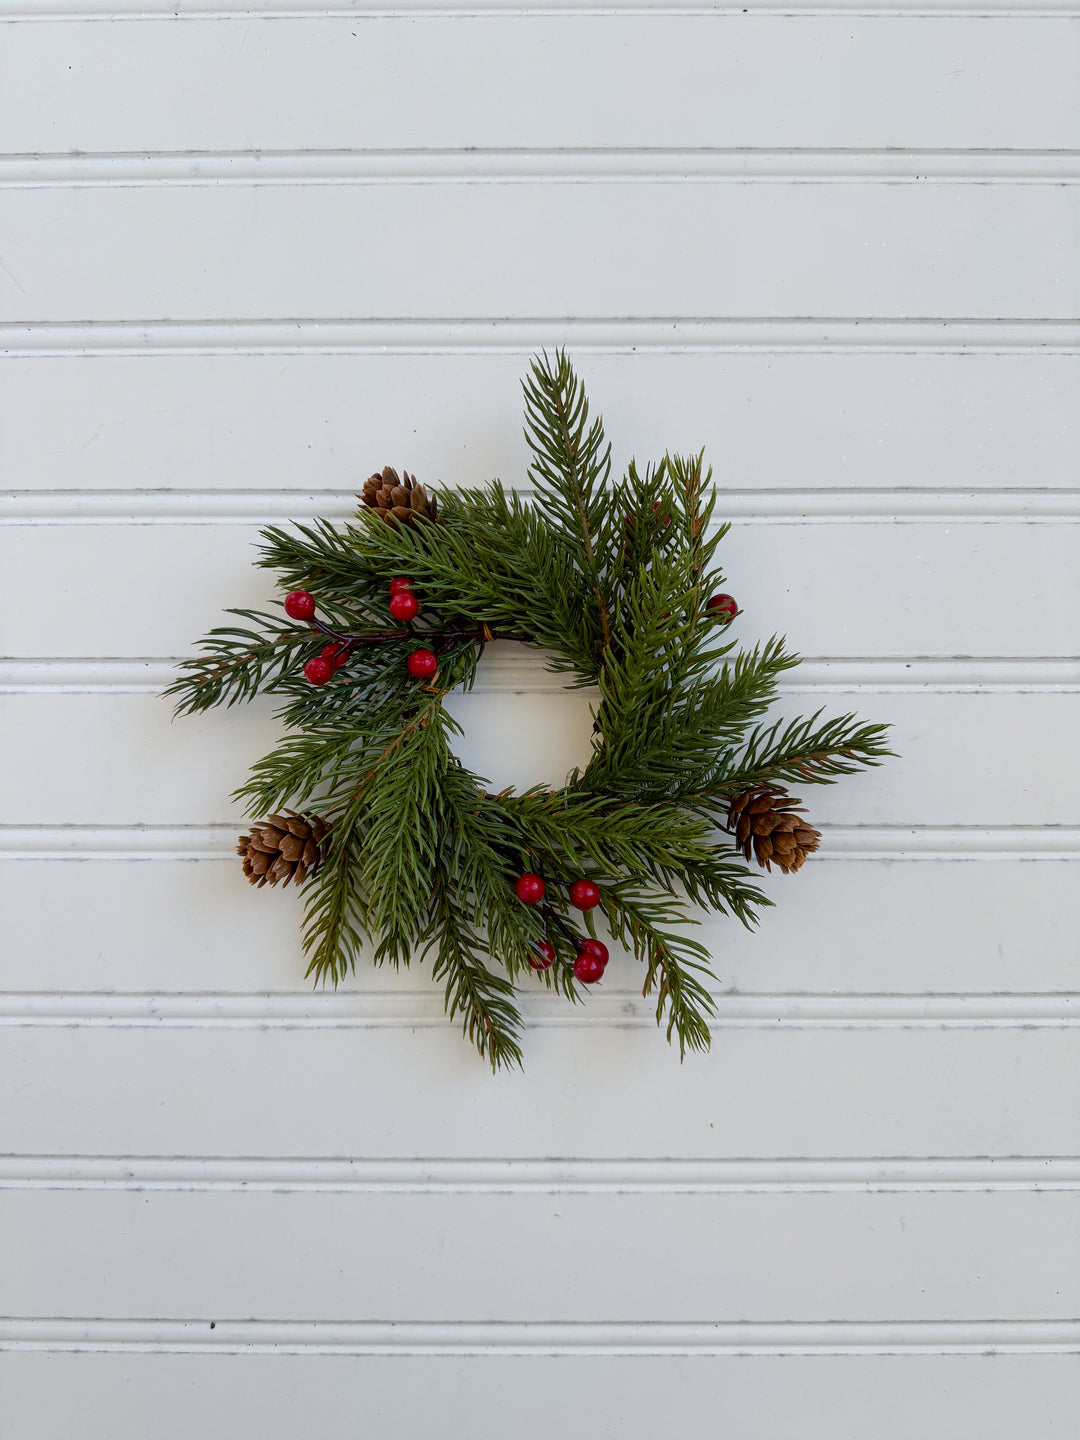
[308,620,531,650]
[540,904,584,950]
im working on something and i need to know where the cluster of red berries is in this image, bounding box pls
[388,578,439,679]
[526,933,609,984]
[387,575,418,620]
[514,871,609,985]
[515,872,601,910]
[284,580,439,685]
[284,590,341,686]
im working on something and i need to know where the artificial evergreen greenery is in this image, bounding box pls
[169,351,892,1069]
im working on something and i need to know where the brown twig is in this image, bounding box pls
[311,618,532,650]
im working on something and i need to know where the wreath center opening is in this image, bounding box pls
[442,642,597,794]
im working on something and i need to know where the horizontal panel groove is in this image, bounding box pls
[6,149,1080,187]
[4,319,1079,356]
[5,488,1078,524]
[2,825,1076,860]
[4,1317,1080,1357]
[3,2,1077,17]
[2,992,1078,1028]
[5,657,1075,694]
[4,1155,1080,1193]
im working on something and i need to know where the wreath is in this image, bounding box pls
[170,352,891,1068]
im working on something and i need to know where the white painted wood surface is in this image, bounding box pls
[7,1189,1080,1317]
[6,16,1080,150]
[2,1,1078,1434]
[5,351,1080,492]
[3,1353,1080,1440]
[5,181,1080,320]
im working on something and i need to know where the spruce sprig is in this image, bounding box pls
[424,868,526,1070]
[361,706,455,968]
[522,350,616,655]
[165,609,313,714]
[597,885,718,1058]
[301,818,369,987]
[697,710,896,805]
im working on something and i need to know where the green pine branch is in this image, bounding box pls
[165,609,313,715]
[697,709,896,804]
[598,885,717,1058]
[495,790,772,936]
[589,611,799,800]
[232,664,425,819]
[301,818,370,986]
[360,706,456,967]
[640,845,771,931]
[439,772,548,978]
[255,519,389,606]
[669,450,719,590]
[423,868,526,1072]
[234,724,371,820]
[522,349,615,655]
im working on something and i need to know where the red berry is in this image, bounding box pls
[652,501,671,528]
[529,940,556,970]
[568,879,601,911]
[303,655,335,686]
[515,872,546,905]
[576,938,609,968]
[321,643,350,670]
[389,591,419,622]
[284,590,316,621]
[707,594,738,623]
[407,648,438,679]
[389,577,414,595]
[573,951,605,984]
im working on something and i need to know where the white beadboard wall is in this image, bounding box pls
[2,2,1079,1435]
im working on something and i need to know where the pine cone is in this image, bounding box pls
[237,813,331,888]
[726,787,821,875]
[360,466,438,527]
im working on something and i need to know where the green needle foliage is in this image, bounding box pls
[168,351,893,1069]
